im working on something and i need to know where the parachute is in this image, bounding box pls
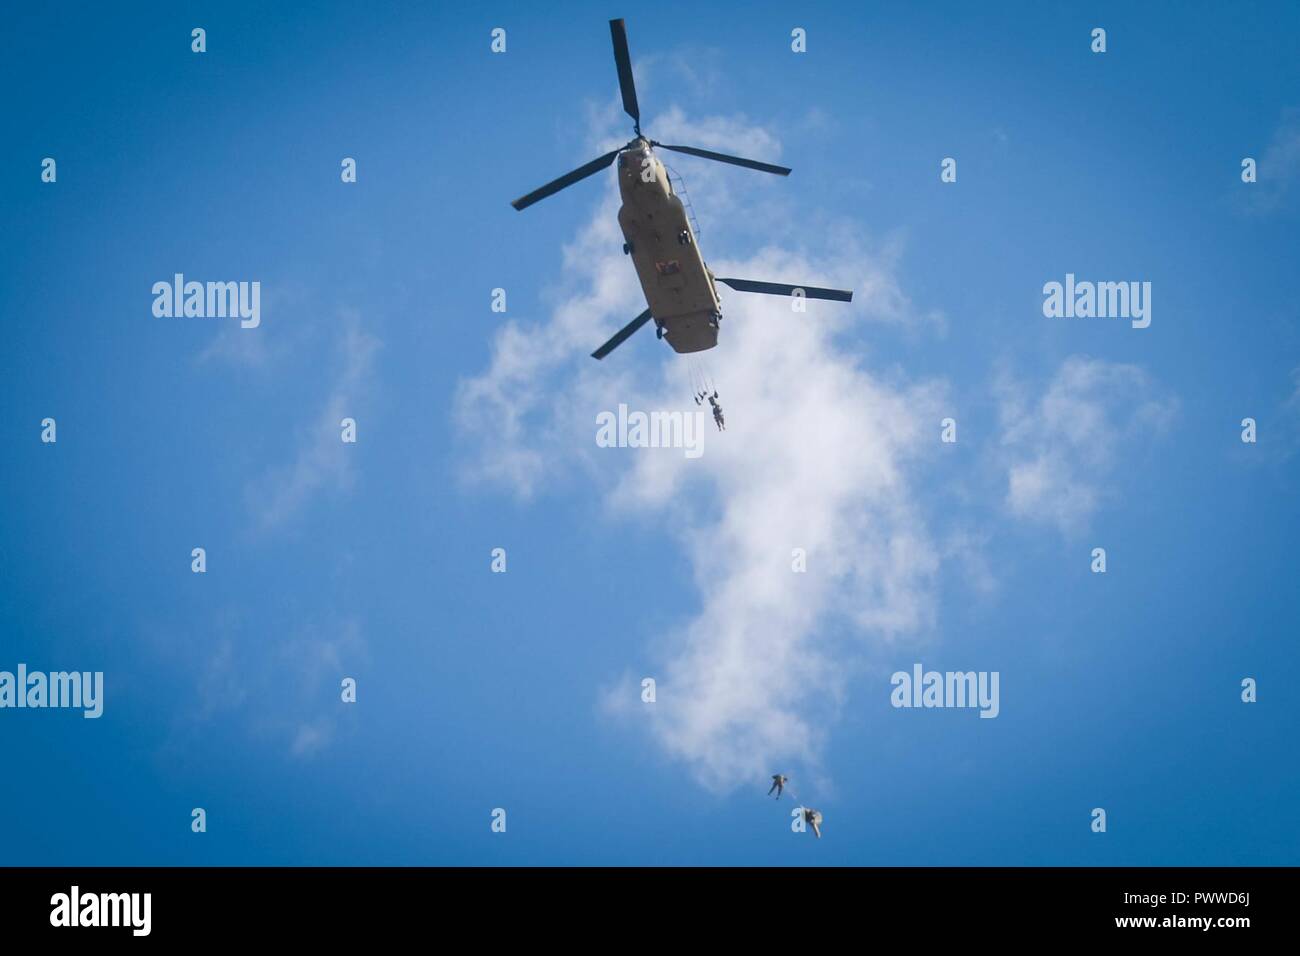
[688,359,716,405]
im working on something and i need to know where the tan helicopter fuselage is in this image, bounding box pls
[617,141,721,353]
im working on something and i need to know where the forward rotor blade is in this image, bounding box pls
[511,148,622,211]
[591,308,653,360]
[609,19,640,127]
[653,143,791,176]
[715,278,854,302]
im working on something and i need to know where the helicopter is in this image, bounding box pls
[512,18,854,360]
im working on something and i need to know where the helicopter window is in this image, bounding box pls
[655,260,681,276]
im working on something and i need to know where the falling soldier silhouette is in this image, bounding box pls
[768,774,788,799]
[708,392,725,431]
[803,807,823,839]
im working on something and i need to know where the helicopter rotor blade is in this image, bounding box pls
[715,277,854,302]
[609,19,640,129]
[511,148,623,210]
[652,143,791,176]
[591,308,653,360]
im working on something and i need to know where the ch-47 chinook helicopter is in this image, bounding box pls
[511,18,854,360]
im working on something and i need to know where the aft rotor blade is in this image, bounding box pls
[653,143,791,176]
[609,19,640,127]
[511,148,622,211]
[715,278,854,302]
[591,308,653,360]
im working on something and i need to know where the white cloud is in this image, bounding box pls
[458,109,947,791]
[184,614,366,759]
[197,321,273,370]
[195,280,313,371]
[291,720,332,757]
[1244,107,1300,214]
[1270,366,1300,461]
[248,310,380,528]
[997,356,1177,534]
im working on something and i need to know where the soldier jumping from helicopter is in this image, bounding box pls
[803,807,823,839]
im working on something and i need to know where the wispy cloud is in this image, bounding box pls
[1243,107,1300,215]
[197,322,273,370]
[247,310,381,529]
[604,302,945,790]
[195,280,314,371]
[183,613,366,760]
[1272,365,1300,461]
[997,356,1177,535]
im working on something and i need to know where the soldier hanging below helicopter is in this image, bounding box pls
[689,362,725,432]
[695,388,725,431]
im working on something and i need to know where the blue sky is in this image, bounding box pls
[1,1,1298,865]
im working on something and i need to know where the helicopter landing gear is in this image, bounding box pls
[622,241,634,255]
[655,320,665,340]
